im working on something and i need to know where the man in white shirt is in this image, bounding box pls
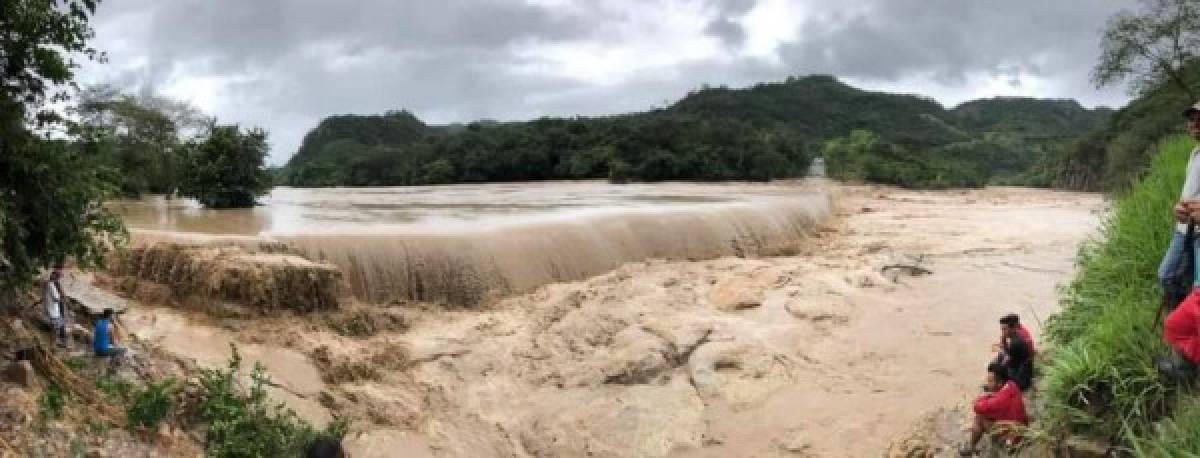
[1157,102,1200,379]
[1159,102,1200,305]
[42,266,67,347]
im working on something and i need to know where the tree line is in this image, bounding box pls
[281,111,810,186]
[280,76,1110,189]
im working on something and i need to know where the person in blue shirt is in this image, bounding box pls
[93,309,127,362]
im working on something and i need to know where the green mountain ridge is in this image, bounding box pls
[279,75,1111,188]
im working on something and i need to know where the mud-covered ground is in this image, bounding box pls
[109,185,1104,457]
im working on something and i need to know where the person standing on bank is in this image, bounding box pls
[1157,102,1200,378]
[1159,102,1200,306]
[43,265,68,348]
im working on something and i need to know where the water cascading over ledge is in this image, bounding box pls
[117,184,833,307]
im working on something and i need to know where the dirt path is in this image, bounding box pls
[110,184,1105,457]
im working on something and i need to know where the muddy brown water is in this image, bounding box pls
[103,185,1104,457]
[113,181,832,304]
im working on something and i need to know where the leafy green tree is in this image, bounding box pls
[178,125,273,208]
[1093,0,1200,99]
[76,85,210,195]
[0,0,128,302]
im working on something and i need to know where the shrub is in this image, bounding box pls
[192,345,347,457]
[127,379,176,431]
[39,383,66,420]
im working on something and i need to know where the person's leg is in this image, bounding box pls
[103,346,127,367]
[963,416,993,454]
[51,317,66,348]
[1160,230,1188,290]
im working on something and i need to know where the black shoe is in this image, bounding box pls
[1156,352,1196,380]
[958,444,976,457]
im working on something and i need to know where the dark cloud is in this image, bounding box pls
[703,0,758,46]
[80,0,1136,164]
[776,0,1127,87]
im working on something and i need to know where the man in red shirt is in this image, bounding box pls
[960,363,1029,457]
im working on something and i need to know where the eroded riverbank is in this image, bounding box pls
[102,184,1104,457]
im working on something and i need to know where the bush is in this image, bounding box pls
[127,379,176,431]
[1040,135,1194,441]
[192,345,346,457]
[39,383,66,420]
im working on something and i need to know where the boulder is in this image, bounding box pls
[5,360,38,390]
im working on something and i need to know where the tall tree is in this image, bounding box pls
[0,0,127,301]
[1093,0,1200,99]
[76,85,211,195]
[178,125,273,208]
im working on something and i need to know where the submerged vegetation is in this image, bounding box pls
[177,125,273,209]
[1040,135,1195,451]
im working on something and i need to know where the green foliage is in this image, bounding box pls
[1040,136,1193,441]
[96,374,134,402]
[823,130,991,189]
[0,137,128,297]
[65,356,88,372]
[0,0,101,127]
[1057,61,1200,191]
[75,85,209,196]
[39,383,67,420]
[192,345,346,457]
[1134,398,1200,455]
[1092,0,1200,99]
[127,379,176,431]
[279,76,1105,189]
[0,0,127,299]
[178,125,273,209]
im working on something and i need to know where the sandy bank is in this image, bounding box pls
[110,184,1103,457]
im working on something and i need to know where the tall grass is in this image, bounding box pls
[1040,136,1195,446]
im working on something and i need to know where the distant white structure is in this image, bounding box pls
[808,157,826,177]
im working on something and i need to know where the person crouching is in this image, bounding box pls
[93,309,127,366]
[960,362,1029,457]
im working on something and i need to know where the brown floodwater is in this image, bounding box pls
[112,180,833,304]
[113,180,818,235]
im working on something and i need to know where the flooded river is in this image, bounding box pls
[114,180,825,235]
[113,180,832,304]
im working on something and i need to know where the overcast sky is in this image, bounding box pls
[78,0,1137,165]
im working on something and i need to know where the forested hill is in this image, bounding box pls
[279,75,1111,188]
[951,98,1112,139]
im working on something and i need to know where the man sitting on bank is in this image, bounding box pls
[993,315,1034,391]
[960,362,1029,457]
[997,314,1035,356]
[93,309,127,364]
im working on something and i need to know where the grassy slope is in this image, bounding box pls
[1040,135,1197,454]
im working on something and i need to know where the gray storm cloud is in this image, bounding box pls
[81,0,1135,164]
